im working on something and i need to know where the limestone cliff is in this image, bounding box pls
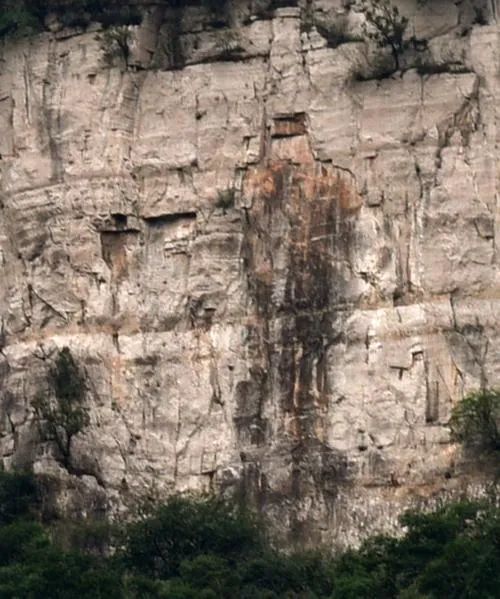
[0,0,499,547]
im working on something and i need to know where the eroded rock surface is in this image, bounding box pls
[0,0,499,547]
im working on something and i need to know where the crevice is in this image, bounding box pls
[143,212,197,227]
[28,284,68,323]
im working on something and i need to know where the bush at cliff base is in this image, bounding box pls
[0,471,499,598]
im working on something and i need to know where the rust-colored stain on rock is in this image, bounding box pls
[237,126,361,542]
[244,161,361,214]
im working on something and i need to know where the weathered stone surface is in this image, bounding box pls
[0,0,499,548]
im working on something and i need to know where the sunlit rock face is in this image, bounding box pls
[0,0,499,547]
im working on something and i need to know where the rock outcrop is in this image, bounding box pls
[0,0,499,547]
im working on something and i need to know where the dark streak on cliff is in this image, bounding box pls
[236,123,361,545]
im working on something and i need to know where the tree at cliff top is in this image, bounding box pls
[0,0,143,38]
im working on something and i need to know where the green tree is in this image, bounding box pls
[412,502,500,598]
[32,347,90,468]
[329,500,500,599]
[0,471,499,599]
[0,471,123,598]
[0,0,143,39]
[0,470,38,525]
[97,25,132,65]
[449,389,500,452]
[179,554,239,597]
[0,533,124,598]
[359,0,409,70]
[121,494,263,579]
[0,0,41,38]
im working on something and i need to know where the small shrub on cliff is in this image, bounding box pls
[97,25,132,66]
[359,0,408,71]
[450,389,500,452]
[32,347,90,468]
[215,188,236,213]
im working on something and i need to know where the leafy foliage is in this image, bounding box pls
[215,188,236,212]
[0,471,39,525]
[0,470,499,598]
[359,0,409,70]
[0,472,123,598]
[32,347,90,467]
[331,501,500,599]
[0,0,142,39]
[0,0,230,40]
[0,0,42,38]
[449,389,500,452]
[122,494,263,579]
[97,25,132,65]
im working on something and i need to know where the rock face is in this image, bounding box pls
[0,0,499,547]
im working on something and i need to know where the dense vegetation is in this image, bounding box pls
[0,470,498,598]
[450,389,500,453]
[0,0,143,38]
